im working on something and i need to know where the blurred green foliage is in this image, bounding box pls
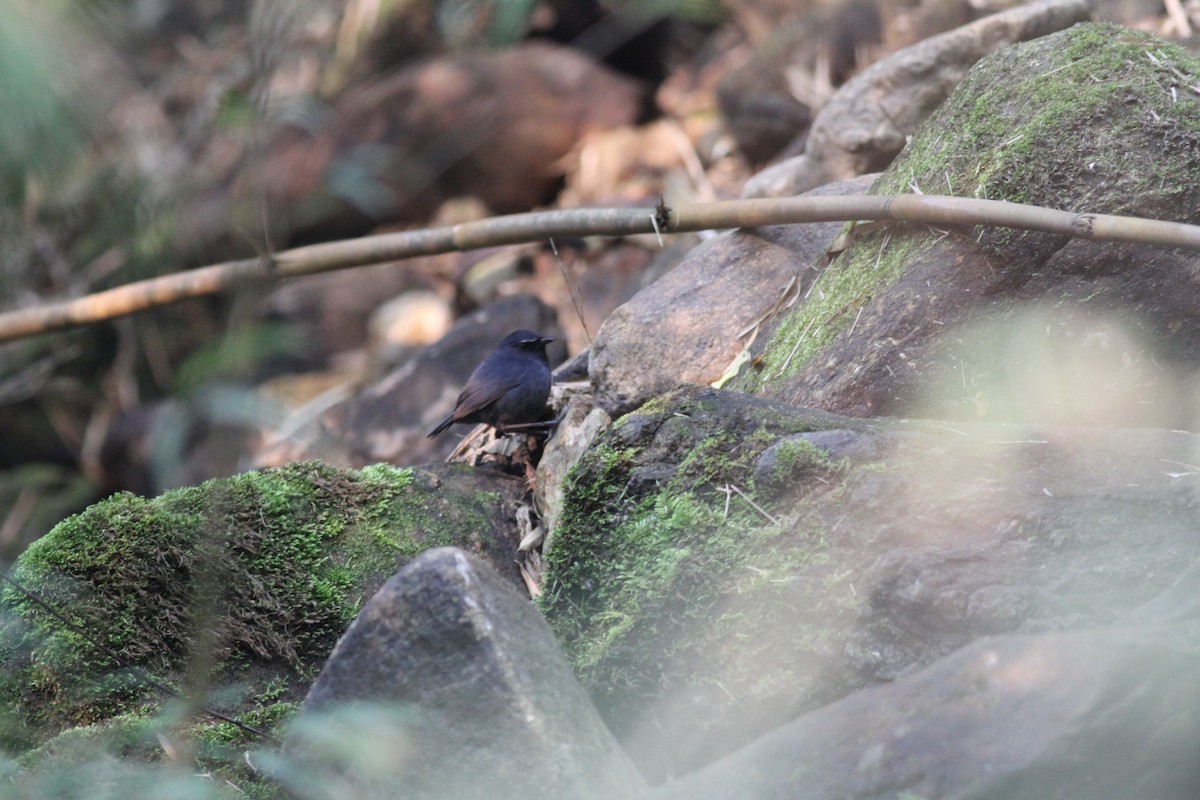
[0,2,87,206]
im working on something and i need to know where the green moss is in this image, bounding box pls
[739,24,1200,395]
[0,460,508,755]
[14,710,162,768]
[542,443,837,734]
[879,23,1200,224]
[735,226,929,391]
[4,463,381,679]
[766,437,829,485]
[671,432,749,491]
[12,701,291,799]
[539,389,856,738]
[197,702,297,747]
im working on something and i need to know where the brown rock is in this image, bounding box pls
[263,261,445,367]
[717,0,882,164]
[590,174,876,417]
[256,41,644,243]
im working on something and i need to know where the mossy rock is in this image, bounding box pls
[737,22,1200,410]
[539,386,865,778]
[539,385,1200,782]
[0,460,525,755]
[877,21,1200,222]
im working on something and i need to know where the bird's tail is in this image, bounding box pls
[427,414,455,438]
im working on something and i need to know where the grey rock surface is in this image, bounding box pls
[541,385,1200,779]
[658,626,1200,800]
[285,547,646,800]
[534,395,612,553]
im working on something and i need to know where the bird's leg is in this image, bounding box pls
[500,409,566,438]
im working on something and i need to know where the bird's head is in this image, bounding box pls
[500,329,554,356]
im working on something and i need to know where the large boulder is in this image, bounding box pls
[590,174,875,418]
[659,625,1200,800]
[247,41,644,246]
[738,22,1200,426]
[0,461,527,753]
[282,547,646,800]
[538,385,1200,780]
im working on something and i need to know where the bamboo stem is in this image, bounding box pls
[3,195,1199,342]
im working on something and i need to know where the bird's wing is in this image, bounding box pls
[450,373,521,421]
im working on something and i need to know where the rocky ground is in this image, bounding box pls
[3,1,1200,798]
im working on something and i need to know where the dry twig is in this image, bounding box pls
[2,195,1199,342]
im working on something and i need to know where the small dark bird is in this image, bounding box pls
[427,329,554,438]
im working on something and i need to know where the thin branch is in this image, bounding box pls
[2,194,1199,343]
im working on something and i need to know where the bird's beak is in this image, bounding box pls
[540,337,555,345]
